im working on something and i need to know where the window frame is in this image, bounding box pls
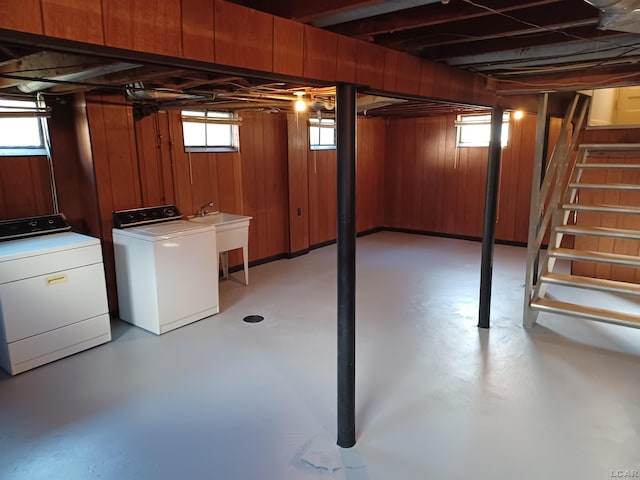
[455,112,510,148]
[0,97,49,157]
[309,117,336,151]
[181,110,240,153]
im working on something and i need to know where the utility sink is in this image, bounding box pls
[189,212,252,285]
[190,211,251,230]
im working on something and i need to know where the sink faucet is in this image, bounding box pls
[196,201,214,217]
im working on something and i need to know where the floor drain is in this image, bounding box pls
[243,315,264,323]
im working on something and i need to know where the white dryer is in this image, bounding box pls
[112,205,218,335]
[0,214,111,375]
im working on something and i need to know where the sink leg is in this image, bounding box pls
[221,251,229,280]
[242,246,249,285]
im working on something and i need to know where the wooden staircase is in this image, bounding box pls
[523,93,640,329]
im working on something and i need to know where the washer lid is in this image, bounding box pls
[112,219,215,241]
[0,232,99,262]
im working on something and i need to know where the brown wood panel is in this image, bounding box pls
[273,17,304,77]
[419,117,439,230]
[239,111,289,261]
[135,114,168,206]
[308,149,337,245]
[356,117,385,232]
[42,0,104,44]
[181,0,215,62]
[0,0,43,34]
[420,61,436,98]
[167,112,196,214]
[0,156,52,220]
[102,0,182,57]
[215,0,273,72]
[431,63,452,100]
[383,50,399,92]
[395,53,422,96]
[262,113,289,256]
[335,36,358,84]
[287,114,310,253]
[303,25,338,82]
[356,41,385,90]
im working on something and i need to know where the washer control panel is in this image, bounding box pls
[113,205,182,229]
[0,214,70,241]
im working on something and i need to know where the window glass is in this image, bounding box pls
[181,110,239,152]
[456,113,509,147]
[309,118,336,150]
[0,98,48,156]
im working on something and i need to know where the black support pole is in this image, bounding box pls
[336,83,357,448]
[478,106,504,329]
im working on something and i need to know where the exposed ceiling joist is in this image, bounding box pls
[328,0,564,38]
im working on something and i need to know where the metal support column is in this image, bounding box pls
[336,83,357,448]
[478,106,504,329]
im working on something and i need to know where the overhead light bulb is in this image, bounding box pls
[513,110,524,120]
[294,92,307,112]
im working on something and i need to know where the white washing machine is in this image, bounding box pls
[0,214,111,375]
[112,205,218,335]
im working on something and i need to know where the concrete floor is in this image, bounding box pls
[1,231,639,480]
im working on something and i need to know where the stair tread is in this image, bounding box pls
[531,297,640,328]
[548,247,640,267]
[541,272,640,295]
[579,143,640,150]
[568,183,640,190]
[562,203,640,214]
[576,163,640,169]
[556,225,640,239]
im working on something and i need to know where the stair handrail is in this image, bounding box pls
[523,92,590,326]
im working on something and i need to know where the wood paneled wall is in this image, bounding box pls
[0,156,52,220]
[287,115,386,248]
[356,117,386,233]
[308,148,337,245]
[0,0,495,107]
[237,111,289,262]
[384,113,561,243]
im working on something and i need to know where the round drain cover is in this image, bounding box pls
[243,315,264,323]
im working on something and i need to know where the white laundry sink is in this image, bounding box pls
[189,212,252,285]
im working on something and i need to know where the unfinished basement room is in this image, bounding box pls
[0,1,639,479]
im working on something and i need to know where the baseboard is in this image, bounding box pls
[382,227,527,248]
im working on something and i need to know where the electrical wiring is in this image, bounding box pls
[461,0,632,51]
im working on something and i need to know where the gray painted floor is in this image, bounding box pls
[1,231,639,480]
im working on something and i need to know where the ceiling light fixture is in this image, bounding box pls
[294,92,307,112]
[513,110,524,120]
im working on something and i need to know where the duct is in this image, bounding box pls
[125,82,206,101]
[17,62,141,93]
[584,0,640,33]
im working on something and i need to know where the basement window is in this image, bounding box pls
[0,98,49,156]
[309,117,336,150]
[181,110,240,152]
[456,112,509,147]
